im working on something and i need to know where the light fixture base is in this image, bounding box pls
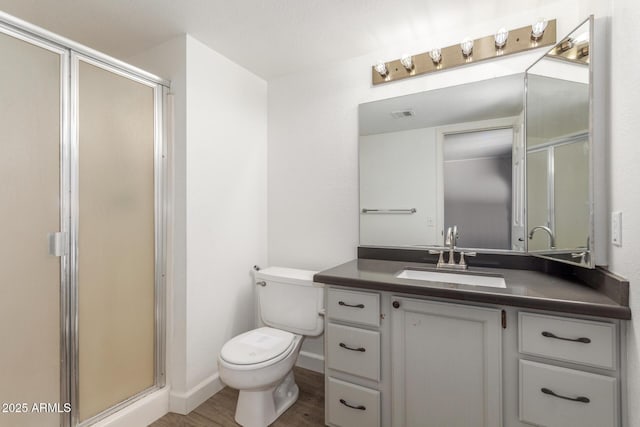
[372,19,556,85]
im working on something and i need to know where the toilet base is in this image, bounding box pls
[234,370,299,427]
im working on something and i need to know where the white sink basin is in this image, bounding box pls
[396,268,506,288]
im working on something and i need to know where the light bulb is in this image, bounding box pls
[460,37,474,57]
[374,61,388,77]
[531,18,548,40]
[429,48,442,64]
[494,28,508,48]
[400,54,413,71]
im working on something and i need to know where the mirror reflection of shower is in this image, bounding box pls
[443,128,514,250]
[525,16,592,267]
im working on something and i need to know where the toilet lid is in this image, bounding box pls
[220,327,295,365]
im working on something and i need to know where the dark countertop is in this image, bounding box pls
[315,258,631,320]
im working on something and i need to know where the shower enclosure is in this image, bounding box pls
[0,13,167,427]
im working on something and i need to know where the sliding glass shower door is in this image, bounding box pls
[0,17,166,427]
[0,28,68,427]
[74,57,160,424]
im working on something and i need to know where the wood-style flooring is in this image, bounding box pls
[150,367,325,427]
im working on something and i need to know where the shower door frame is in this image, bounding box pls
[70,53,168,427]
[0,16,72,427]
[0,11,169,427]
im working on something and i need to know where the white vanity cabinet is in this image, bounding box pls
[322,285,625,427]
[325,288,382,427]
[390,297,503,427]
[517,312,620,427]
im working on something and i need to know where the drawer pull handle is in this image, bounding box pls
[338,301,365,309]
[541,331,591,343]
[541,387,590,403]
[339,398,366,410]
[339,342,366,352]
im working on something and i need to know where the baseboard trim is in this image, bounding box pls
[169,373,225,415]
[296,350,324,373]
[92,388,169,427]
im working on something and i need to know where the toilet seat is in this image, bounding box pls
[220,327,296,367]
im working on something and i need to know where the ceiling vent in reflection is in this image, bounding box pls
[390,109,415,119]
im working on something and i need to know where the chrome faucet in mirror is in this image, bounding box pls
[528,225,556,249]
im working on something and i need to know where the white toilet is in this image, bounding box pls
[217,267,324,427]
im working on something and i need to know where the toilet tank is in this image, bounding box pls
[255,267,324,336]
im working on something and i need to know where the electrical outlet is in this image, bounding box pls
[611,211,622,246]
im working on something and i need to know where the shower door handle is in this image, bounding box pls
[48,232,68,256]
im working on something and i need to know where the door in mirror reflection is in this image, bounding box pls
[443,128,514,250]
[527,136,589,251]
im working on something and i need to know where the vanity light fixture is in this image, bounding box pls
[372,19,556,85]
[494,28,508,48]
[374,61,388,77]
[557,38,573,53]
[400,54,414,71]
[429,48,442,64]
[547,30,589,64]
[531,18,548,41]
[460,37,474,57]
[578,44,589,58]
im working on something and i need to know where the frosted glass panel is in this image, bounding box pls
[527,151,550,251]
[78,60,155,421]
[0,31,61,427]
[444,129,513,249]
[555,140,589,249]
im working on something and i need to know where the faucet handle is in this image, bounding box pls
[458,251,476,268]
[428,249,445,266]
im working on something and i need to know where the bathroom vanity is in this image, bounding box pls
[324,14,629,427]
[316,256,630,427]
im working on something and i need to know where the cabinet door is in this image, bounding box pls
[391,297,502,427]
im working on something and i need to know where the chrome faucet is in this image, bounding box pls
[444,226,458,266]
[528,225,556,248]
[429,225,475,270]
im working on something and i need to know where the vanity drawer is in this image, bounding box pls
[327,323,380,381]
[327,377,380,427]
[327,288,380,327]
[519,360,617,427]
[519,312,616,369]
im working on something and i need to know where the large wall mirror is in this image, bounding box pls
[359,74,526,252]
[525,16,595,268]
[359,15,601,268]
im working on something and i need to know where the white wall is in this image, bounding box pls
[267,0,614,399]
[268,1,601,269]
[130,34,268,413]
[610,0,640,424]
[184,34,267,395]
[360,128,439,247]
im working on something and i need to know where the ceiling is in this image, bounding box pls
[0,0,558,80]
[359,73,525,135]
